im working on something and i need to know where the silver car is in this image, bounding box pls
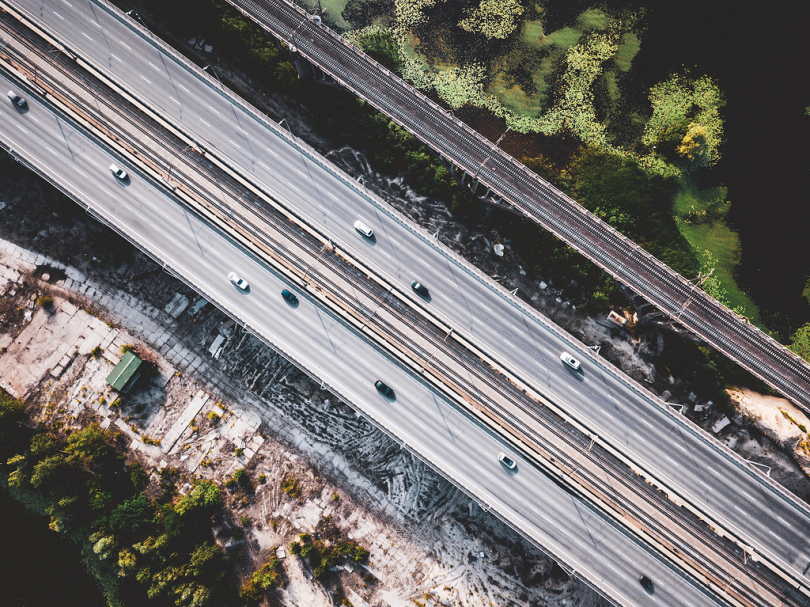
[353,220,373,238]
[228,272,249,290]
[560,351,581,370]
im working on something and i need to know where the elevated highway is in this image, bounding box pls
[219,0,810,413]
[2,2,810,606]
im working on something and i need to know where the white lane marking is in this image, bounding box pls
[75,168,89,178]
[207,104,221,115]
[139,75,152,84]
[287,182,300,192]
[82,32,93,41]
[199,118,211,127]
[257,160,270,170]
[62,0,72,6]
[390,237,401,246]
[602,410,615,420]
[707,466,720,475]
[287,326,303,338]
[297,169,307,178]
[480,303,492,312]
[418,258,431,267]
[98,186,116,198]
[632,431,646,443]
[110,53,122,63]
[675,443,689,454]
[266,147,279,157]
[777,517,791,527]
[511,324,525,335]
[503,339,515,348]
[15,124,28,134]
[665,455,679,467]
[90,19,101,27]
[132,211,146,221]
[769,530,780,539]
[148,62,162,72]
[227,139,241,149]
[734,505,745,514]
[379,251,392,259]
[46,147,58,156]
[328,192,339,200]
[87,158,100,167]
[168,96,181,106]
[699,480,712,490]
[53,10,64,19]
[474,318,484,325]
[119,40,131,50]
[639,417,654,429]
[178,83,190,93]
[438,293,452,302]
[741,490,754,501]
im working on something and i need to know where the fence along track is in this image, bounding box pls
[0,15,802,607]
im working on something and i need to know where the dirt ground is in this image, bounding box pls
[0,240,609,606]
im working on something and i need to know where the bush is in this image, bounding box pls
[240,515,251,527]
[91,346,103,358]
[37,295,53,308]
[234,447,244,457]
[120,344,136,355]
[281,475,302,500]
[207,411,220,425]
[258,473,266,484]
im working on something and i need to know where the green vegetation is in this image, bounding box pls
[36,296,53,308]
[288,516,369,579]
[790,323,810,362]
[0,393,243,606]
[239,558,283,602]
[281,474,302,500]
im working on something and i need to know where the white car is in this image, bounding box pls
[560,352,581,370]
[353,220,373,238]
[498,452,516,470]
[109,164,128,180]
[7,91,25,107]
[228,272,249,290]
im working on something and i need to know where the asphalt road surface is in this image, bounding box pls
[0,67,731,606]
[12,0,810,588]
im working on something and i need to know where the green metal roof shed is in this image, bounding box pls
[106,351,143,391]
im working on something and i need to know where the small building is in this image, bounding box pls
[106,351,143,392]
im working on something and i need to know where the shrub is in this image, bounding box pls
[120,344,136,355]
[281,475,302,500]
[37,296,53,308]
[258,473,266,484]
[91,346,103,358]
[240,515,251,527]
[233,468,246,482]
[207,411,220,425]
[235,447,244,457]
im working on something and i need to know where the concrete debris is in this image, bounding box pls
[712,416,731,434]
[164,292,190,318]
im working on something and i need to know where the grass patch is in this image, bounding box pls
[523,19,546,46]
[578,8,610,30]
[316,0,352,30]
[615,32,641,71]
[803,279,810,305]
[542,26,582,49]
[673,179,764,328]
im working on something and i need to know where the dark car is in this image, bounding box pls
[411,281,429,297]
[7,91,25,107]
[375,380,394,398]
[639,575,654,595]
[281,289,298,304]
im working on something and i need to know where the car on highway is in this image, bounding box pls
[639,575,654,594]
[7,91,25,107]
[411,281,429,297]
[353,220,374,238]
[374,380,394,398]
[109,164,128,180]
[498,452,516,470]
[560,352,581,371]
[228,272,249,290]
[281,288,298,304]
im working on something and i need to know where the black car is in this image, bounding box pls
[411,281,429,297]
[281,289,298,304]
[374,380,394,398]
[639,575,654,595]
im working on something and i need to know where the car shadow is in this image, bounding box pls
[284,298,299,309]
[414,291,432,304]
[113,176,131,187]
[15,104,30,115]
[360,234,377,246]
[565,367,585,381]
[233,285,250,294]
[500,463,519,476]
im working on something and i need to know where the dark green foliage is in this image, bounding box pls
[356,30,402,73]
[342,0,395,28]
[790,323,810,362]
[109,494,153,537]
[0,389,27,457]
[289,517,369,582]
[65,423,114,465]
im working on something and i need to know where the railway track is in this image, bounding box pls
[0,14,806,607]
[223,0,810,413]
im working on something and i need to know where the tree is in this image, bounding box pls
[110,494,153,536]
[643,73,725,173]
[0,389,25,456]
[66,423,112,464]
[789,323,810,362]
[458,0,524,39]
